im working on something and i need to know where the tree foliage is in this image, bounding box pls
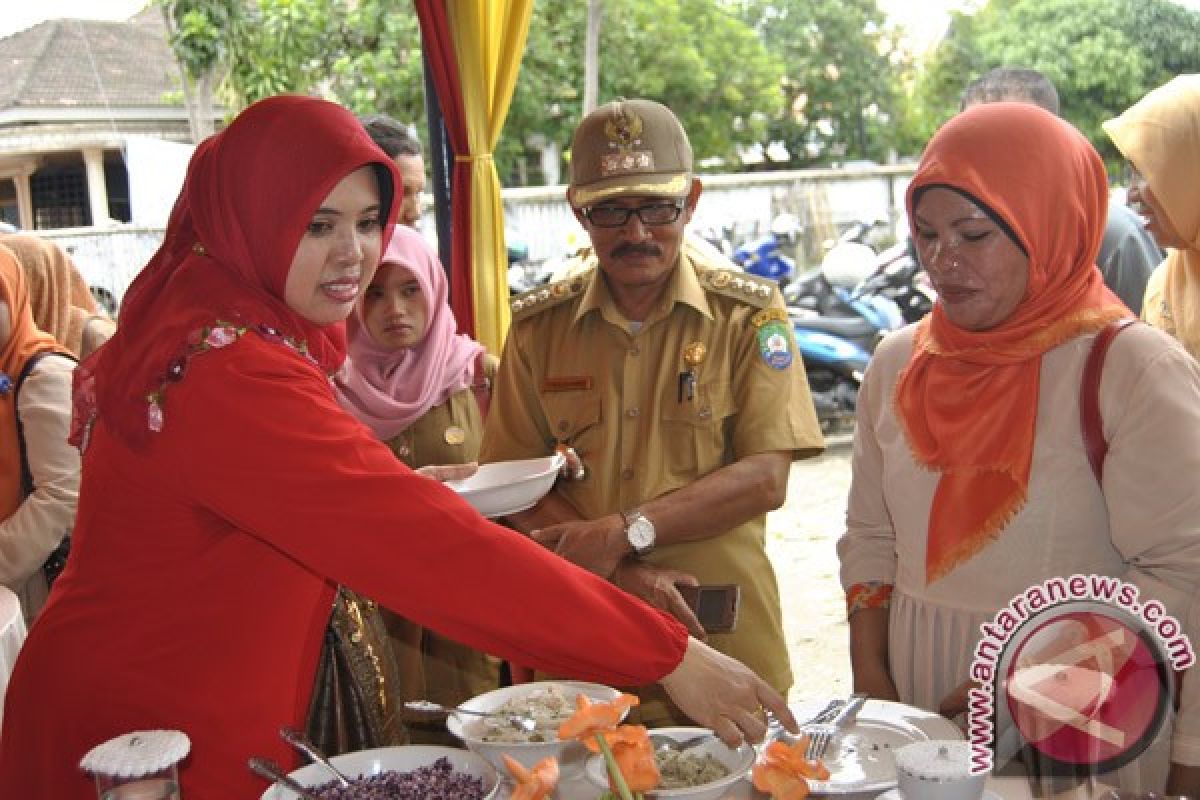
[736,0,904,167]
[905,0,1200,167]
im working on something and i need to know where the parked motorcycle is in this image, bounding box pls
[786,240,905,432]
[507,236,553,296]
[731,213,802,286]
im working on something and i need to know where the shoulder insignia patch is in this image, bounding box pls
[510,271,591,320]
[699,268,777,309]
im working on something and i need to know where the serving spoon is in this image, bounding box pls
[247,756,323,800]
[279,727,352,788]
[403,700,538,734]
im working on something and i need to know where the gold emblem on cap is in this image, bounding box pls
[683,342,707,367]
[444,426,466,445]
[711,272,731,289]
[605,107,644,153]
[552,282,569,297]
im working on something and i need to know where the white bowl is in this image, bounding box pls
[584,726,755,800]
[445,454,565,518]
[447,680,624,773]
[893,740,985,800]
[257,745,500,800]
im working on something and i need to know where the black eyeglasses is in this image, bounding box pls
[583,200,685,228]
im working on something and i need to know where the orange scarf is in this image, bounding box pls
[895,104,1127,584]
[0,245,69,521]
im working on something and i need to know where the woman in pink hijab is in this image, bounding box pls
[338,225,498,743]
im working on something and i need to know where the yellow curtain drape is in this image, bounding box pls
[446,0,532,353]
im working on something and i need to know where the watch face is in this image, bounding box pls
[628,516,655,551]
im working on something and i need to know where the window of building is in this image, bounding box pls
[31,158,89,228]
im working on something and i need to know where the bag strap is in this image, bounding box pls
[471,350,491,421]
[14,351,55,496]
[1081,319,1138,484]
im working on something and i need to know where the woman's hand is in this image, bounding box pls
[415,462,478,481]
[659,637,797,748]
[612,560,706,640]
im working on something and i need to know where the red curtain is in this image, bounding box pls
[413,0,475,337]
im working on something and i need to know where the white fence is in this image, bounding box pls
[42,164,915,311]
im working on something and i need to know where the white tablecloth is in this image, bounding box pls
[0,585,27,733]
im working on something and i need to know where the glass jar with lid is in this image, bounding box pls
[80,730,190,800]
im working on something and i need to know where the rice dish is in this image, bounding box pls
[311,757,485,800]
[655,748,730,789]
[476,684,574,743]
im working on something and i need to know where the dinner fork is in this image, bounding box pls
[804,693,867,761]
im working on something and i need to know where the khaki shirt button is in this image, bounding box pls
[626,407,639,418]
[557,420,570,432]
[630,346,640,356]
[621,467,634,480]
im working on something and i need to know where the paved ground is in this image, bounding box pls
[766,434,854,705]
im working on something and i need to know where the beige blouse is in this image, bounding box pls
[2,353,78,621]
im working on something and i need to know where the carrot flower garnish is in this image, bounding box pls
[502,754,559,800]
[558,693,649,800]
[557,692,640,741]
[752,737,830,800]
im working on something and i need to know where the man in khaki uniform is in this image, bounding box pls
[480,98,823,725]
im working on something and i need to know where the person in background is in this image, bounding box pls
[481,98,824,727]
[1104,74,1200,361]
[337,225,499,743]
[360,113,426,230]
[838,102,1200,794]
[0,94,796,798]
[960,67,1160,315]
[1,233,115,360]
[0,245,77,623]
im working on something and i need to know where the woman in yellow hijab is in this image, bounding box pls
[1104,75,1200,358]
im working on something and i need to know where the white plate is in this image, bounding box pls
[445,454,565,518]
[790,698,963,795]
[874,790,1001,800]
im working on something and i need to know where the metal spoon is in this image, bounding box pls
[248,757,323,800]
[279,727,352,788]
[403,700,538,734]
[649,732,716,753]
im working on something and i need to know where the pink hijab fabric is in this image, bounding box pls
[338,226,483,440]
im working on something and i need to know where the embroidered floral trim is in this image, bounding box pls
[845,581,894,618]
[145,320,321,433]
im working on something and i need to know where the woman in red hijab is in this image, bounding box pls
[838,103,1200,792]
[0,95,794,798]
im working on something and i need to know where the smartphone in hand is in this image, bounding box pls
[675,583,740,633]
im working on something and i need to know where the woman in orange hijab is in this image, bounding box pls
[0,244,77,621]
[0,233,115,359]
[838,103,1200,792]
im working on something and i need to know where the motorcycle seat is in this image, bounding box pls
[790,313,878,340]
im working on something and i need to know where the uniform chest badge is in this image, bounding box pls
[444,426,466,445]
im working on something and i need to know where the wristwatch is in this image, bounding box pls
[621,509,656,556]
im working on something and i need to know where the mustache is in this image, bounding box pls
[612,242,662,259]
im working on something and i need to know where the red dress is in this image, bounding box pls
[0,333,687,798]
